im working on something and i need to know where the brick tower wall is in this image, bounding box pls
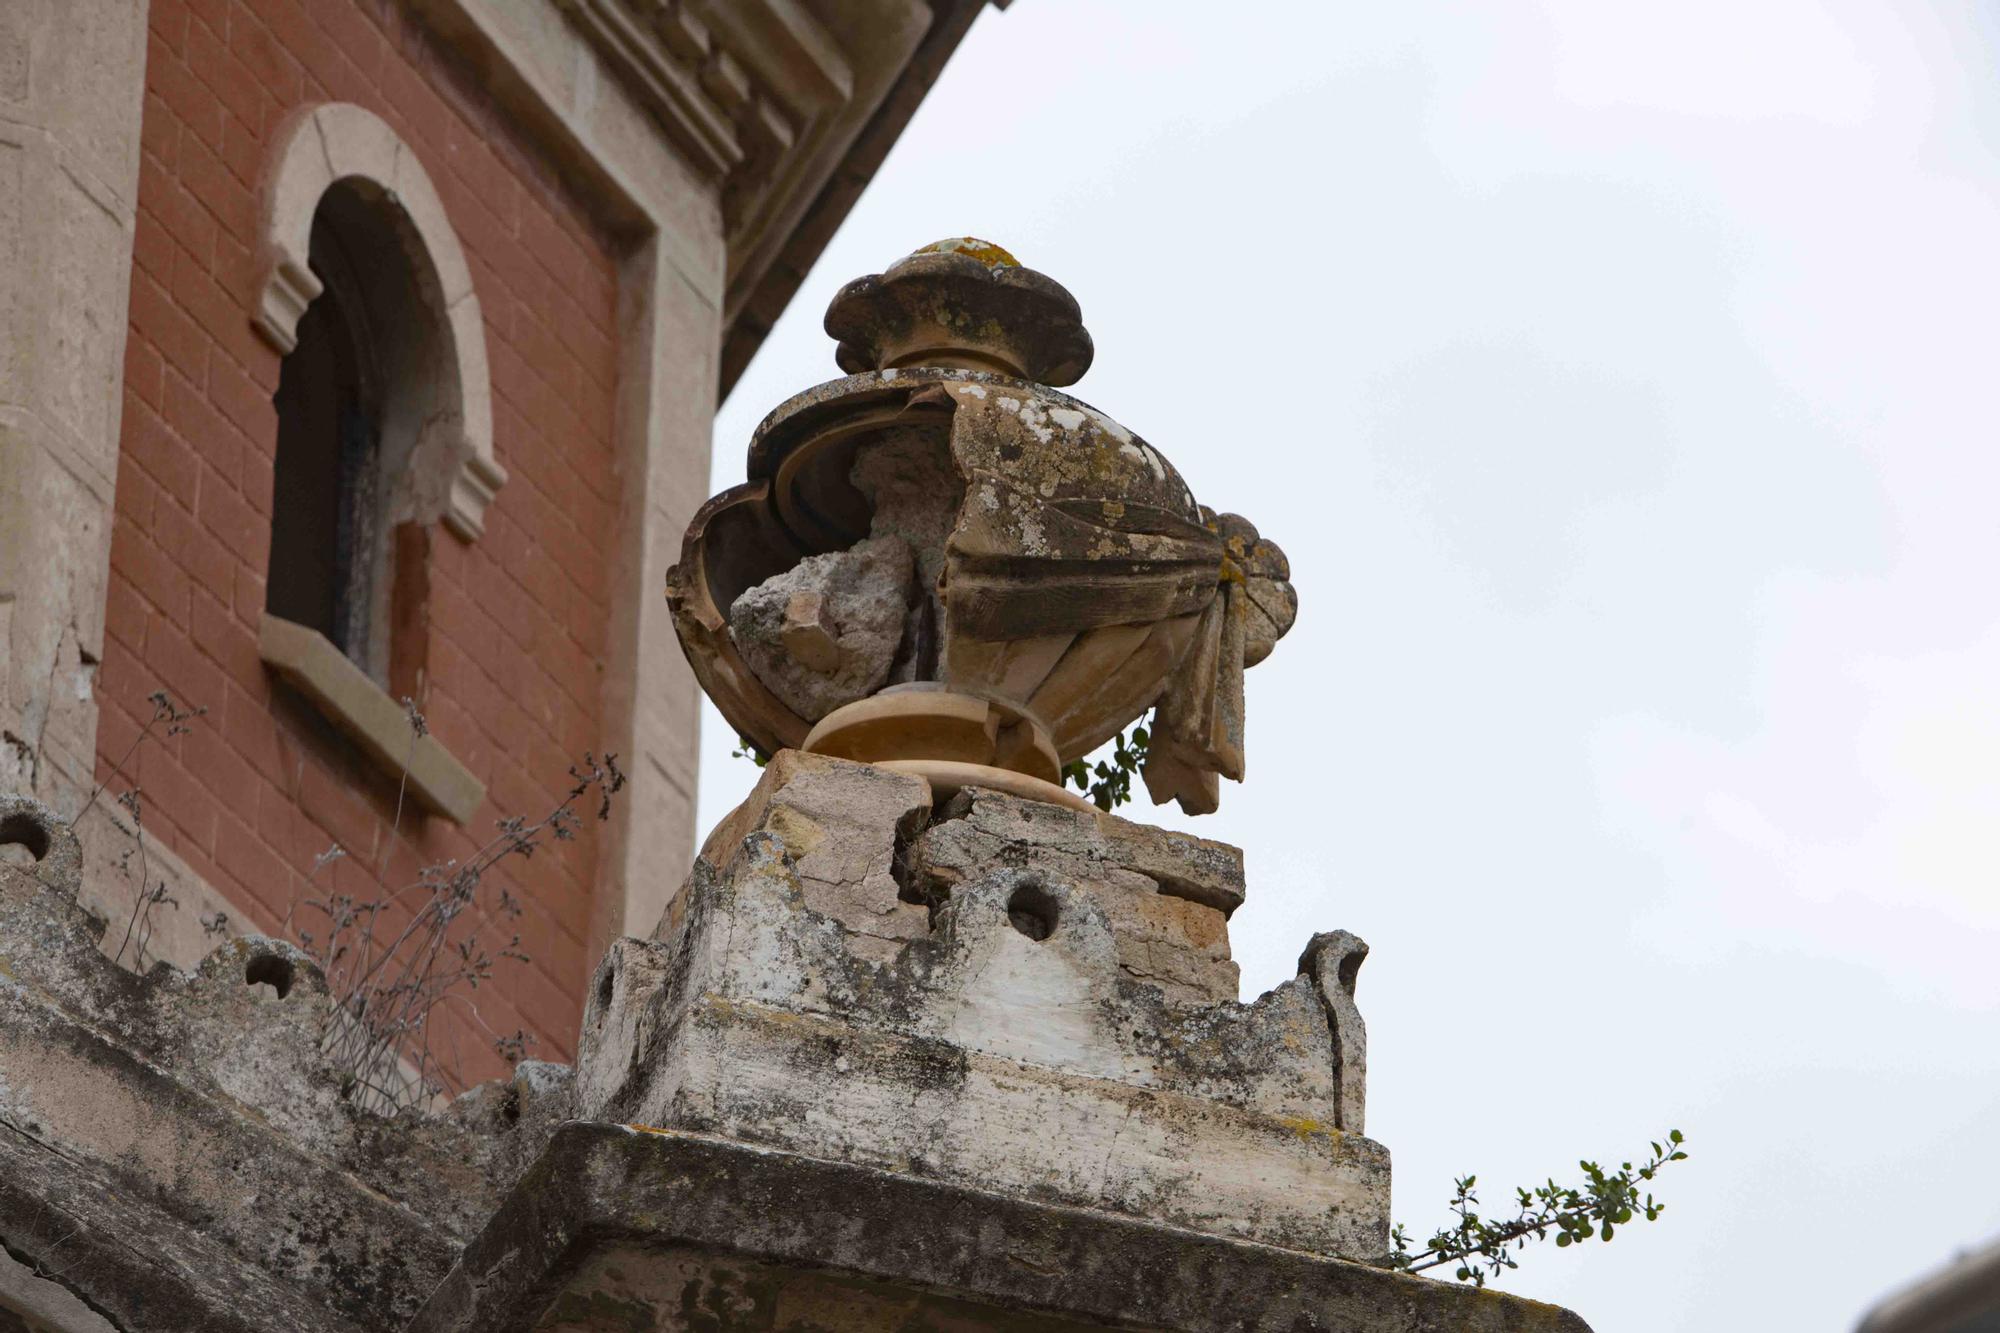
[97,0,624,1076]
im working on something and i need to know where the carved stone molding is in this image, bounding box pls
[553,0,856,178]
[553,0,933,323]
[254,103,506,542]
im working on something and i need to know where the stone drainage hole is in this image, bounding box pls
[245,953,296,999]
[0,811,52,867]
[1006,884,1058,941]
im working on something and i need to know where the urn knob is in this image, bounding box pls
[824,238,1095,386]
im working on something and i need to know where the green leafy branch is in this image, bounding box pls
[1386,1130,1688,1286]
[1062,718,1148,811]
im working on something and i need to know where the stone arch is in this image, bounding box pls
[253,102,504,541]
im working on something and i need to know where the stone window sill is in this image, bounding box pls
[257,614,484,825]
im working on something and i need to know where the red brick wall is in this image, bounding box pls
[99,0,625,1080]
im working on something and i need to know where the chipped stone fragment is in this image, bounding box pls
[1299,929,1370,1134]
[728,534,914,720]
[852,425,964,683]
[851,424,962,598]
[691,749,931,963]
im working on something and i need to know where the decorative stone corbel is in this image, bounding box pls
[1299,929,1370,1134]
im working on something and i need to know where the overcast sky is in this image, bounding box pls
[695,4,2000,1326]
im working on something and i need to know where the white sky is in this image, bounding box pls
[696,4,2000,1326]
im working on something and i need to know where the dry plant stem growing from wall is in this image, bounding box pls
[109,790,177,971]
[68,689,207,970]
[300,717,626,1116]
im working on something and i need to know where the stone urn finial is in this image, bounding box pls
[823,237,1094,385]
[667,241,1295,814]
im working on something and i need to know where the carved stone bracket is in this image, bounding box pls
[553,0,934,322]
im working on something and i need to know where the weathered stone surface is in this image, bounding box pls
[0,795,570,1331]
[922,785,1246,909]
[1302,929,1371,1137]
[689,749,932,959]
[4,737,1600,1332]
[852,427,961,561]
[853,423,962,680]
[909,786,1244,1002]
[728,533,913,721]
[0,0,147,820]
[0,1244,116,1332]
[407,1123,1594,1333]
[577,762,1389,1258]
[824,237,1096,386]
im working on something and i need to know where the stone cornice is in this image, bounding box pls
[718,0,994,395]
[552,0,863,184]
[402,0,996,396]
[551,0,754,178]
[551,0,947,329]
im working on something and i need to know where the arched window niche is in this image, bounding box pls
[252,104,491,825]
[268,192,385,674]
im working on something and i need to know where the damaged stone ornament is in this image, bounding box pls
[668,239,1298,814]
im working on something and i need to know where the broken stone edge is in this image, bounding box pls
[409,1123,1594,1333]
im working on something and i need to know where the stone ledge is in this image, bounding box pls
[0,797,574,1332]
[408,1123,1595,1333]
[257,614,484,824]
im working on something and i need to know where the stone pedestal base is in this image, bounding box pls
[579,752,1391,1259]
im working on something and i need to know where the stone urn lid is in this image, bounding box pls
[824,237,1095,385]
[667,241,1295,814]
